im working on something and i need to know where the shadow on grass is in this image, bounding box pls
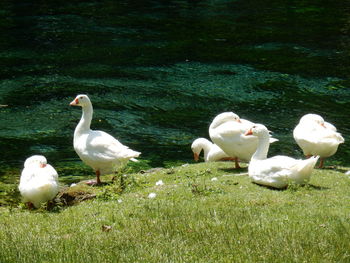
[218,167,248,173]
[252,182,330,191]
[252,182,286,191]
[306,184,330,190]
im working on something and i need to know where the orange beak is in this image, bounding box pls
[237,119,242,123]
[70,98,79,106]
[244,128,253,136]
[193,153,199,162]
[40,163,47,168]
[320,123,326,128]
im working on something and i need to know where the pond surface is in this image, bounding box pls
[0,0,350,192]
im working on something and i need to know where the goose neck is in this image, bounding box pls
[252,135,270,160]
[75,104,93,135]
[210,115,233,130]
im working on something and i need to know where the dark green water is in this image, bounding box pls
[1,0,350,190]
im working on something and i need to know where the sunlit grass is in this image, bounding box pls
[1,162,350,262]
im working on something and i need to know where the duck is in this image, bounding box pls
[293,113,344,168]
[70,94,141,185]
[209,112,277,168]
[191,138,234,162]
[18,155,59,208]
[245,124,319,189]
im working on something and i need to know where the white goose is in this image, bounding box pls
[209,112,277,168]
[70,94,141,185]
[191,138,234,162]
[293,114,344,168]
[245,124,319,189]
[19,155,59,208]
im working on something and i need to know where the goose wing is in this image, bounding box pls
[86,130,140,161]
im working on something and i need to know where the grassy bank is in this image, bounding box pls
[1,162,350,262]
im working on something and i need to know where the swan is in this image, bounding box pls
[18,155,59,208]
[209,112,277,168]
[70,94,141,185]
[245,124,319,189]
[293,114,344,168]
[191,138,234,162]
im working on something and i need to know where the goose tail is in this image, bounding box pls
[293,156,319,183]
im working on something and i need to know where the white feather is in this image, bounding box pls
[247,124,318,189]
[293,114,344,158]
[209,112,278,162]
[19,155,59,208]
[71,94,141,177]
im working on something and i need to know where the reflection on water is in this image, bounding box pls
[0,1,350,195]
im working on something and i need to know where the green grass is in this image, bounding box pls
[1,162,350,262]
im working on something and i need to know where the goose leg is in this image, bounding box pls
[26,202,34,210]
[234,158,241,169]
[96,170,101,184]
[318,158,324,169]
[86,170,102,185]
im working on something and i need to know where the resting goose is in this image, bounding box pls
[19,155,59,208]
[293,114,344,168]
[70,94,141,185]
[245,124,319,189]
[209,112,277,168]
[191,138,234,162]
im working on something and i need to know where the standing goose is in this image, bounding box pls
[70,94,141,185]
[209,112,277,168]
[293,114,344,168]
[245,124,319,189]
[19,155,59,208]
[191,138,234,162]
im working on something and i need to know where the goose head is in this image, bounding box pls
[24,155,47,168]
[210,112,241,130]
[70,94,91,107]
[245,124,270,138]
[191,138,209,161]
[191,144,200,161]
[299,114,326,128]
[218,112,241,123]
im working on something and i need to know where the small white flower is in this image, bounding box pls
[345,171,350,175]
[148,193,157,199]
[70,183,77,187]
[117,199,123,203]
[211,177,218,181]
[156,180,164,186]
